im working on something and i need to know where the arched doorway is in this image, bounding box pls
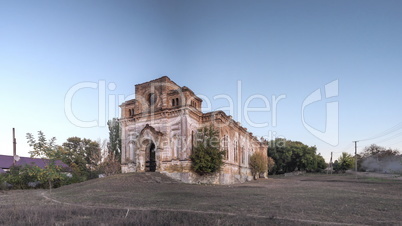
[138,124,163,172]
[146,141,156,172]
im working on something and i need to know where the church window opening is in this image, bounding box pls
[241,146,245,164]
[234,140,238,162]
[129,108,135,116]
[149,93,156,106]
[223,135,228,160]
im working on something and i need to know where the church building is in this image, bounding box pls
[120,76,267,184]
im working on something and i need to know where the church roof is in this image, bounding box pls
[135,76,181,88]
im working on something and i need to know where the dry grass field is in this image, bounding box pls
[1,172,401,225]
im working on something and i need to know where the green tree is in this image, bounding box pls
[26,131,60,159]
[249,151,268,179]
[61,137,102,180]
[361,144,399,159]
[267,156,275,174]
[268,138,326,174]
[26,131,66,190]
[333,160,340,173]
[107,118,122,162]
[98,153,121,176]
[359,144,401,172]
[190,126,225,175]
[268,138,291,174]
[335,152,354,173]
[316,154,327,171]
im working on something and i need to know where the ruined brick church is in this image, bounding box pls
[120,76,267,184]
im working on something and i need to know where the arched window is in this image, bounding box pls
[223,135,228,160]
[172,98,180,107]
[148,93,156,106]
[234,140,238,162]
[191,130,194,153]
[241,146,245,164]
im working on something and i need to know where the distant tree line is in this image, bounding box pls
[358,144,401,173]
[268,138,327,174]
[331,144,401,174]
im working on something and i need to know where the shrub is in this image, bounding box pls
[0,174,8,190]
[334,152,354,173]
[267,157,275,174]
[249,151,267,179]
[190,126,225,175]
[98,153,121,176]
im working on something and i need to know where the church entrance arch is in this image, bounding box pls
[138,124,163,172]
[146,141,156,172]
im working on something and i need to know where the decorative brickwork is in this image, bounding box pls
[120,76,267,184]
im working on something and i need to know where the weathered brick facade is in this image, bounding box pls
[120,76,268,184]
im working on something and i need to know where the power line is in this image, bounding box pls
[358,122,402,142]
[387,139,402,147]
[374,131,402,144]
[335,143,354,154]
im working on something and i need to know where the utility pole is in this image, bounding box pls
[353,141,358,178]
[330,151,333,175]
[13,128,17,165]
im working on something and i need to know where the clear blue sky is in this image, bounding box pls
[1,0,401,162]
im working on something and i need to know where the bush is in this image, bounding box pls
[0,174,8,190]
[190,126,225,175]
[98,153,121,176]
[334,152,354,173]
[249,152,267,179]
[267,157,275,174]
[1,164,70,190]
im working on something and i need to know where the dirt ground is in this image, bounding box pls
[1,173,401,225]
[354,171,402,180]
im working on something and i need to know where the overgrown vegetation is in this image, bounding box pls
[26,131,67,190]
[107,118,122,162]
[1,165,65,190]
[267,156,275,174]
[1,118,122,190]
[333,152,354,173]
[60,137,102,181]
[268,138,327,174]
[358,144,401,173]
[190,126,225,175]
[98,153,122,176]
[249,151,268,179]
